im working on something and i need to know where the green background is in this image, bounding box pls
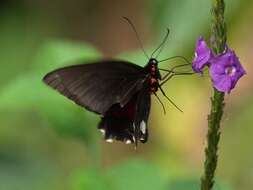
[0,0,252,190]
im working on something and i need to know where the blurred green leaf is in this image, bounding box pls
[106,159,167,190]
[34,39,101,73]
[0,40,101,142]
[71,160,234,190]
[71,159,168,190]
[71,169,110,190]
[0,153,62,190]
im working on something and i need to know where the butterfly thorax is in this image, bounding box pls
[144,58,161,93]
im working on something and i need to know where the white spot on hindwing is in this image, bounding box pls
[106,138,113,143]
[140,120,146,134]
[132,123,136,143]
[99,129,105,135]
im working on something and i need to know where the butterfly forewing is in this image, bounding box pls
[43,60,146,115]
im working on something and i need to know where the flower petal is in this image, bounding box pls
[192,37,212,73]
[209,47,246,93]
[212,75,232,93]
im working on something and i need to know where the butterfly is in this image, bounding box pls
[43,17,192,147]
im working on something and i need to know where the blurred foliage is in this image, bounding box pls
[0,0,252,190]
[70,159,233,190]
[0,40,100,143]
[149,0,241,54]
[71,159,167,190]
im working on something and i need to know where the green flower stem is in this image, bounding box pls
[200,0,226,190]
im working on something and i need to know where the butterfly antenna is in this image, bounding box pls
[122,17,149,60]
[154,92,166,114]
[151,28,170,58]
[158,85,183,113]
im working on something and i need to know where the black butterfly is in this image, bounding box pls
[43,18,192,147]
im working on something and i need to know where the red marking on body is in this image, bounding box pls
[150,78,157,85]
[147,77,158,93]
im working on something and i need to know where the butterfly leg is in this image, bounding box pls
[158,85,183,113]
[160,74,175,86]
[159,62,194,75]
[161,71,173,80]
[153,92,166,114]
[160,71,194,87]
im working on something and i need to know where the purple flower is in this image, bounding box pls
[192,36,246,93]
[209,49,246,93]
[192,37,213,73]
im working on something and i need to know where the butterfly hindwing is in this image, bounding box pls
[98,87,151,144]
[43,60,146,115]
[98,92,138,143]
[134,87,151,144]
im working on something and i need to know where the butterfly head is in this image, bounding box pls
[148,58,158,65]
[146,58,161,80]
[148,58,158,67]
